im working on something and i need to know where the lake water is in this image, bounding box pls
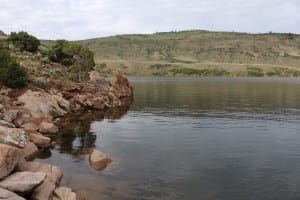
[39,77,300,200]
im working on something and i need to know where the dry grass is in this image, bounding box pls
[48,30,300,76]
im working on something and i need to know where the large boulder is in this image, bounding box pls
[53,187,76,200]
[28,133,51,148]
[0,144,21,179]
[31,179,56,200]
[17,161,62,185]
[21,142,38,160]
[0,125,27,148]
[0,188,25,200]
[38,121,58,135]
[18,90,69,120]
[0,171,46,194]
[89,149,111,171]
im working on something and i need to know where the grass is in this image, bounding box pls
[40,30,300,77]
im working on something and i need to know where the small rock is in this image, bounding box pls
[0,120,16,128]
[0,144,21,179]
[38,121,58,134]
[93,97,104,110]
[3,110,20,123]
[22,121,39,131]
[53,187,76,200]
[0,104,4,111]
[0,171,46,194]
[21,142,38,160]
[89,149,111,171]
[17,161,62,185]
[12,101,24,106]
[0,188,25,200]
[28,133,51,148]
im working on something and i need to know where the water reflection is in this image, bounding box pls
[39,78,300,200]
[54,97,133,157]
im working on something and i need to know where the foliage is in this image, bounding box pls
[267,67,300,77]
[247,67,264,77]
[170,67,229,76]
[0,48,28,88]
[7,31,40,52]
[48,40,95,82]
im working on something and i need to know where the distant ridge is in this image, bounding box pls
[74,30,300,76]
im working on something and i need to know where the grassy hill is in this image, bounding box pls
[77,30,300,77]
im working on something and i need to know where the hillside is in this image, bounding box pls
[78,31,300,77]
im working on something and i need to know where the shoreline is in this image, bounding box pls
[0,72,133,200]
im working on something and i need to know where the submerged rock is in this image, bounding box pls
[0,171,46,194]
[89,149,111,171]
[0,144,21,179]
[0,188,25,200]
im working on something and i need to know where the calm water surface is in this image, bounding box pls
[40,77,300,200]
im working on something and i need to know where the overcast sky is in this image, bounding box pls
[0,0,299,40]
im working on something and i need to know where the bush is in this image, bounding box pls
[7,31,40,52]
[48,40,95,82]
[0,48,28,88]
[247,67,264,77]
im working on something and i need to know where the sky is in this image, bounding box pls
[0,0,299,40]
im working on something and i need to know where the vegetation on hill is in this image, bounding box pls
[76,30,300,77]
[7,31,40,52]
[48,40,95,82]
[0,31,96,89]
[0,45,28,88]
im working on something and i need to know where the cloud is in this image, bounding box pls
[0,0,299,40]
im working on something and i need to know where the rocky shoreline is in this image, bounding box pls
[0,72,133,200]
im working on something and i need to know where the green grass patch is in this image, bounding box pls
[247,67,264,77]
[150,63,172,69]
[170,67,229,76]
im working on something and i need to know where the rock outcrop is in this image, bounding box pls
[0,73,133,199]
[18,90,68,120]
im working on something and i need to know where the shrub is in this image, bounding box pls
[7,31,40,52]
[48,40,95,82]
[247,67,264,77]
[0,48,28,88]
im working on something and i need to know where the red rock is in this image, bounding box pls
[38,121,58,134]
[0,171,46,194]
[29,133,51,148]
[89,149,111,171]
[0,144,21,179]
